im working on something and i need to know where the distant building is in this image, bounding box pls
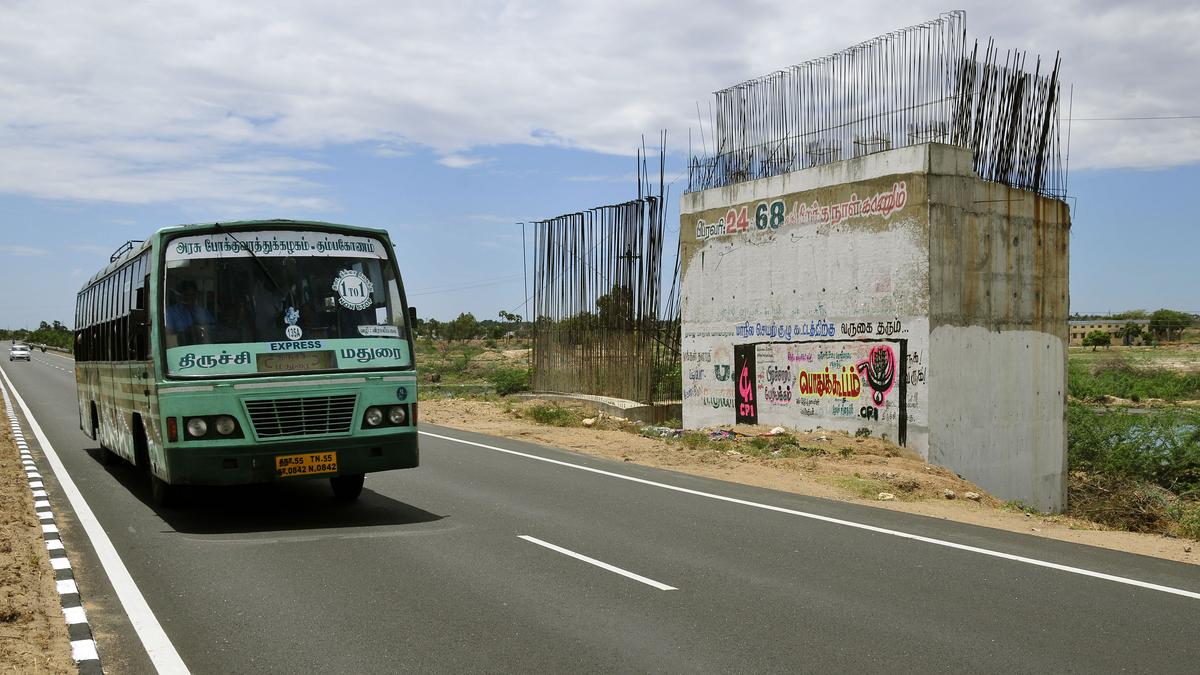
[1069,319,1150,346]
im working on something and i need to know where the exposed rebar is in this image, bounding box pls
[687,11,1065,199]
[531,137,680,405]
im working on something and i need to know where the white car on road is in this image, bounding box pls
[9,343,30,361]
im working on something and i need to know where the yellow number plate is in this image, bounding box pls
[275,451,338,477]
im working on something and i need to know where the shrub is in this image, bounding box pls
[652,360,683,401]
[1068,472,1175,534]
[489,368,531,396]
[1067,404,1200,496]
[1068,359,1200,402]
[678,431,711,449]
[525,403,580,427]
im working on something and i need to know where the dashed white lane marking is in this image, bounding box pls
[422,430,1200,602]
[30,356,72,373]
[12,349,74,372]
[519,535,677,591]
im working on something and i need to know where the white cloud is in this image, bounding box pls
[70,244,115,256]
[437,154,490,169]
[0,0,1197,209]
[0,245,48,257]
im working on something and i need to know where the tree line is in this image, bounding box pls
[0,321,73,350]
[1079,308,1197,350]
[412,311,527,342]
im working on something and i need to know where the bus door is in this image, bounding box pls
[131,272,151,413]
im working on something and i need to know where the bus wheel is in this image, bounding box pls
[150,474,179,508]
[330,473,364,502]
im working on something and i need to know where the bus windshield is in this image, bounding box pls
[163,229,411,377]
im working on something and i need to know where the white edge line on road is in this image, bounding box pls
[518,535,677,591]
[420,430,1200,602]
[0,366,191,673]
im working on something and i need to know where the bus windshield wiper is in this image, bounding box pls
[212,222,284,295]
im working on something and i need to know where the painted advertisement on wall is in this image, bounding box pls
[734,340,908,445]
[679,153,931,455]
[682,316,928,448]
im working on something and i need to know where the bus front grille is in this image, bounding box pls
[244,394,358,438]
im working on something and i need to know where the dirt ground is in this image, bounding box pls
[422,397,1200,566]
[0,426,75,673]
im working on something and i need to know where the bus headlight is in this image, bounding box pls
[364,406,384,427]
[215,416,237,435]
[186,418,208,438]
[388,406,406,425]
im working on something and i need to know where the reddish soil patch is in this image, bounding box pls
[0,425,75,673]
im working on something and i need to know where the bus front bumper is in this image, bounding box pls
[163,432,419,486]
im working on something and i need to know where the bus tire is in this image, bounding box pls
[330,473,364,502]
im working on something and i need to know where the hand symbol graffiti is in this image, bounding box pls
[857,344,896,408]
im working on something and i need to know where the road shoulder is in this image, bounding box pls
[422,397,1200,566]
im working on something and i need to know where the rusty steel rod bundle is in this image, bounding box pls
[687,11,1065,199]
[531,137,680,405]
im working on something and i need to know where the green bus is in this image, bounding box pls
[74,220,419,506]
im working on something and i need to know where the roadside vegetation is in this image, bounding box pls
[1065,329,1200,538]
[412,311,531,396]
[1068,356,1200,402]
[414,316,1200,540]
[0,322,73,351]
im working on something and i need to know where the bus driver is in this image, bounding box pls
[165,279,215,346]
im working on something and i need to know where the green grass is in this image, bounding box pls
[828,475,894,499]
[524,403,582,427]
[1069,345,1198,370]
[487,368,531,395]
[665,430,823,458]
[415,338,529,386]
[1068,357,1200,402]
[1000,500,1043,515]
[1068,404,1200,496]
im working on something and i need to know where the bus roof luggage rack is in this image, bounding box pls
[110,240,145,262]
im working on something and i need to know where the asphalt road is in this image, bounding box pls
[5,352,1200,674]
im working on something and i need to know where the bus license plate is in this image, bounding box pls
[276,452,338,477]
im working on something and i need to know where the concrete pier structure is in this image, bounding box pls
[679,143,1070,511]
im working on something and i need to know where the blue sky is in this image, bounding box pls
[1,1,1197,328]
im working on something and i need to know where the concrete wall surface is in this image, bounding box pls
[926,152,1070,510]
[680,145,932,456]
[679,143,1070,511]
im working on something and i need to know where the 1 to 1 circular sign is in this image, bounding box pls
[333,270,374,311]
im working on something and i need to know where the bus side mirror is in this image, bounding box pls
[408,306,417,324]
[129,307,147,327]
